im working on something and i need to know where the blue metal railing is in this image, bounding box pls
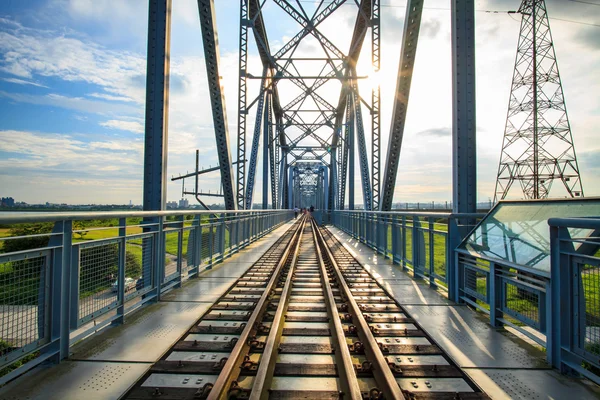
[0,209,292,384]
[548,217,600,384]
[331,210,478,290]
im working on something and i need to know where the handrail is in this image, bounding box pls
[0,209,291,223]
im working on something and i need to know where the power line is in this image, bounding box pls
[569,0,600,6]
[293,1,600,28]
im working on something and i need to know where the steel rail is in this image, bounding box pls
[310,218,363,400]
[313,223,406,400]
[249,217,307,399]
[207,217,305,400]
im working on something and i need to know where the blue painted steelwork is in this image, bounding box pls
[0,209,292,384]
[549,217,600,385]
[143,0,172,211]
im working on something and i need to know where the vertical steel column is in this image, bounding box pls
[143,0,172,211]
[371,0,381,211]
[237,0,249,209]
[268,95,277,209]
[282,153,289,208]
[262,92,270,209]
[348,93,355,210]
[352,83,372,210]
[449,0,476,301]
[245,71,267,210]
[198,0,237,210]
[288,166,294,209]
[328,148,337,211]
[339,96,352,210]
[451,0,477,215]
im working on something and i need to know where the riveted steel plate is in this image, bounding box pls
[184,334,240,343]
[397,377,473,392]
[141,373,216,388]
[165,351,258,363]
[389,355,450,366]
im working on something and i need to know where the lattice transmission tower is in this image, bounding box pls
[494,0,584,201]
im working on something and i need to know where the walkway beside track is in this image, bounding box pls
[0,221,296,400]
[325,226,600,399]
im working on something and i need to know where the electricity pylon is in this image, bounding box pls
[494,0,584,201]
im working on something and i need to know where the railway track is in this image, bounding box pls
[125,216,489,399]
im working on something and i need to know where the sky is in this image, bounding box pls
[0,0,598,206]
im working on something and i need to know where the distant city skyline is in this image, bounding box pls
[0,0,599,205]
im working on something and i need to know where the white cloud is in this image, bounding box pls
[100,119,144,134]
[2,77,48,88]
[0,129,143,203]
[0,91,141,115]
[89,92,135,102]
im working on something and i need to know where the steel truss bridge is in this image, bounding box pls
[0,1,599,398]
[146,0,475,215]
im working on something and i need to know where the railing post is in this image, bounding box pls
[48,220,72,362]
[155,217,165,299]
[428,217,435,287]
[191,215,202,276]
[448,216,460,302]
[488,261,503,327]
[176,215,184,285]
[115,217,126,324]
[412,216,419,278]
[401,215,407,271]
[548,223,572,370]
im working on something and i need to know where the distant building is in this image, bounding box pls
[1,197,15,207]
[167,201,177,209]
[178,198,189,209]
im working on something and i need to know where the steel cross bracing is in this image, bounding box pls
[192,0,436,211]
[193,0,392,211]
[371,0,381,211]
[494,0,584,201]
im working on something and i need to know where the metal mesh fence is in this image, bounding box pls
[503,281,540,326]
[433,232,447,280]
[211,223,220,257]
[78,242,119,322]
[464,266,487,302]
[183,229,194,273]
[126,235,153,297]
[200,227,211,262]
[163,231,179,281]
[581,262,600,356]
[0,254,47,361]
